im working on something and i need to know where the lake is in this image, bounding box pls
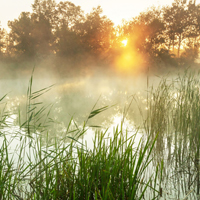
[0,69,200,199]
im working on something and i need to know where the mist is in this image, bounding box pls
[1,0,200,199]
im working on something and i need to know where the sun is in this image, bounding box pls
[121,39,128,47]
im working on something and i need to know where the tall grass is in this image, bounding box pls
[0,73,161,199]
[146,70,200,199]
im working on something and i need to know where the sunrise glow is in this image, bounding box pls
[121,39,128,47]
[115,47,145,74]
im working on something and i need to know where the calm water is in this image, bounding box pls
[0,73,153,130]
[0,71,199,199]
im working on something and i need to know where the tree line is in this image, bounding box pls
[0,0,200,72]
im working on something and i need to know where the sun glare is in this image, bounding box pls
[121,39,128,47]
[115,47,145,74]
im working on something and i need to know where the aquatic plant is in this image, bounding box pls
[0,72,161,199]
[146,70,200,199]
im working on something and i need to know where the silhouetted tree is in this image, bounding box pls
[54,1,84,58]
[31,0,56,56]
[55,1,84,30]
[123,7,166,67]
[182,1,200,62]
[79,6,115,61]
[32,0,57,29]
[163,0,188,57]
[8,12,36,59]
[8,0,57,60]
[0,27,6,55]
[5,0,200,70]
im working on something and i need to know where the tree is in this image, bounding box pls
[55,23,82,58]
[122,7,166,67]
[8,0,58,60]
[163,0,188,57]
[54,1,84,58]
[8,12,36,59]
[31,0,56,56]
[55,1,84,30]
[183,1,200,57]
[0,26,6,55]
[79,6,115,60]
[32,0,57,29]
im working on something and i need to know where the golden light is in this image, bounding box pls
[115,48,145,74]
[121,39,128,47]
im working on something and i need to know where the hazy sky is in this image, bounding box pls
[0,0,199,30]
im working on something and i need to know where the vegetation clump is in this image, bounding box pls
[1,0,200,75]
[0,74,161,200]
[2,70,200,199]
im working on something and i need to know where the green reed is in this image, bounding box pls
[146,70,200,199]
[0,73,161,199]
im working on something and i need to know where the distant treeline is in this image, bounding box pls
[0,0,200,73]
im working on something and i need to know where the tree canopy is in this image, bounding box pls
[1,0,200,73]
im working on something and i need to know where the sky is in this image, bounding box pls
[0,0,199,30]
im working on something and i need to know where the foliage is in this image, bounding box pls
[146,70,200,198]
[0,74,161,199]
[1,0,200,71]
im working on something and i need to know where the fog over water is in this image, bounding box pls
[0,66,153,126]
[1,0,200,198]
[1,64,200,199]
[0,63,193,133]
